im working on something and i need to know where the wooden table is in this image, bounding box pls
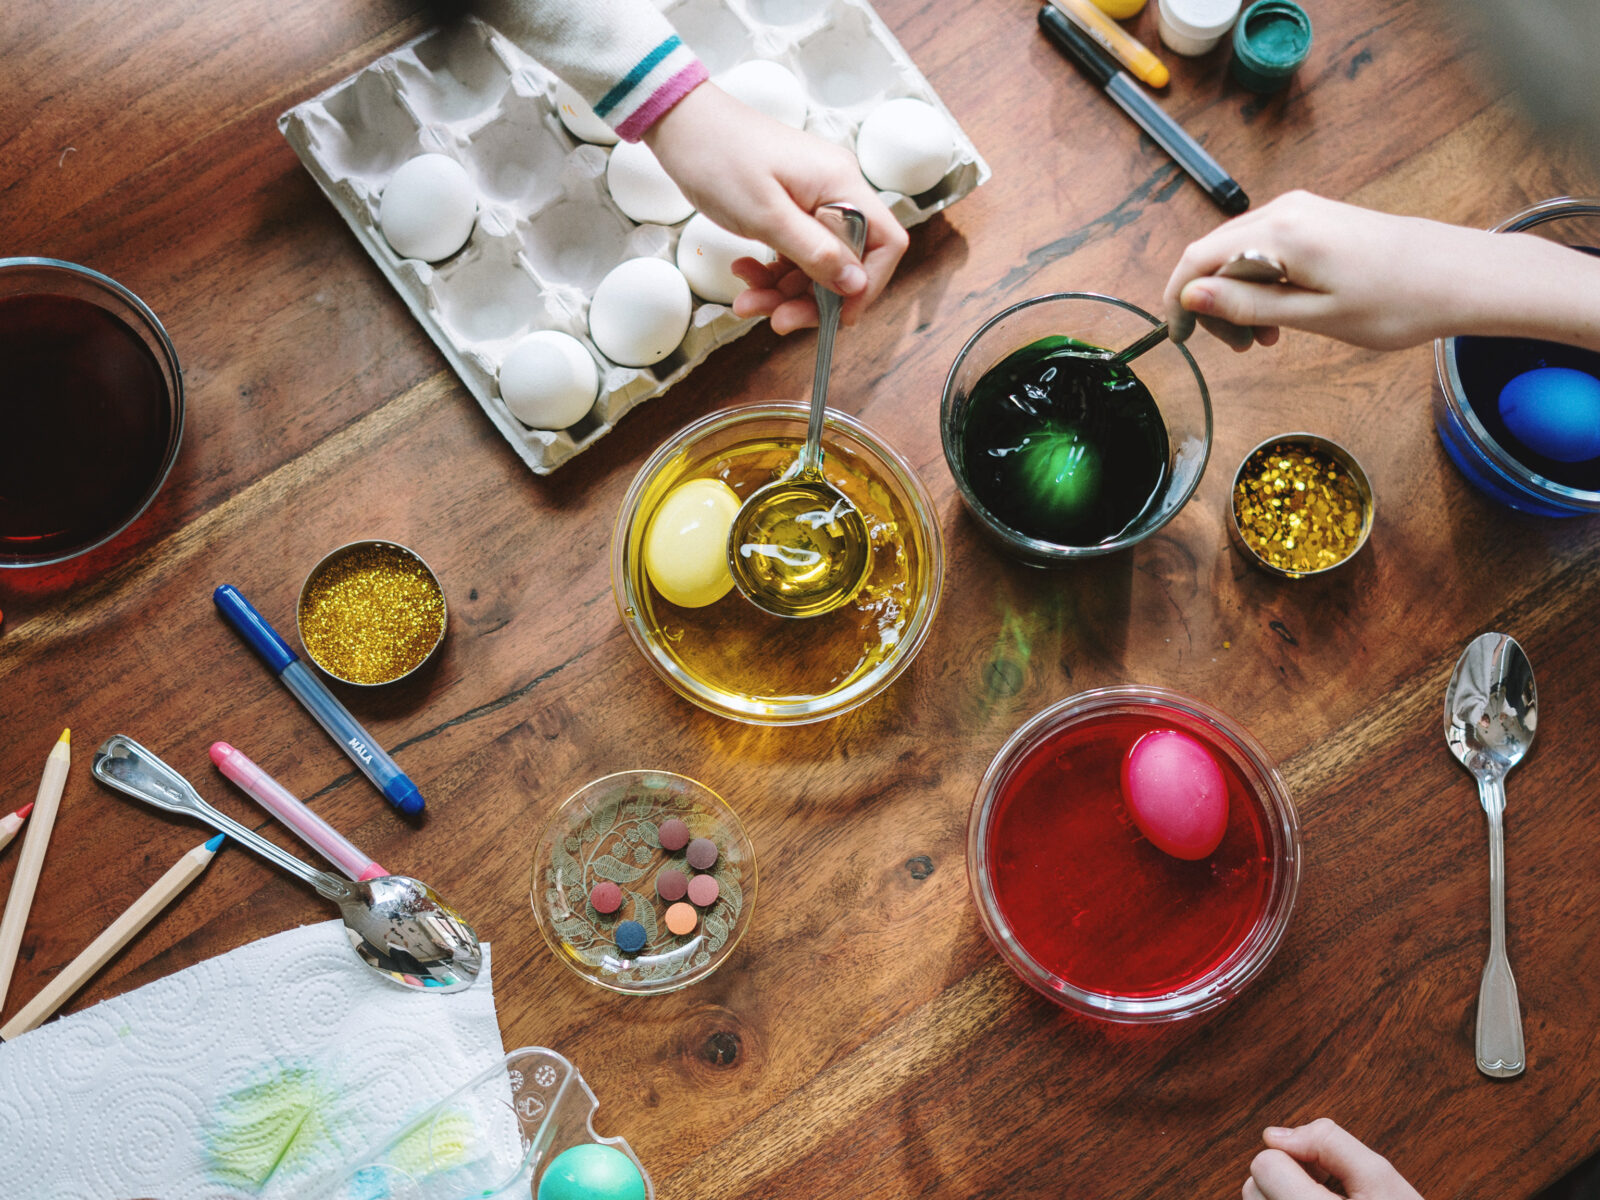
[5,0,1599,1195]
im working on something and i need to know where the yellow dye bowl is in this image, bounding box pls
[612,402,944,725]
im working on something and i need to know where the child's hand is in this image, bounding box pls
[1244,1120,1425,1200]
[1162,191,1516,352]
[645,83,908,333]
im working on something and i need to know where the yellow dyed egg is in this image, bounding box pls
[644,478,740,608]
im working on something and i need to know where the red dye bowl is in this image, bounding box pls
[967,686,1300,1023]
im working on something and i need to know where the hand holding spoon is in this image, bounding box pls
[726,203,873,619]
[93,735,481,992]
[1100,251,1291,364]
[1444,632,1535,1078]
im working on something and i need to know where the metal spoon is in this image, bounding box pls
[92,734,481,993]
[1444,632,1535,1078]
[1107,251,1292,363]
[726,203,873,619]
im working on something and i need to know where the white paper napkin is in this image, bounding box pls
[0,920,505,1200]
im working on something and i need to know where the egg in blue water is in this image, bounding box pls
[1496,367,1600,464]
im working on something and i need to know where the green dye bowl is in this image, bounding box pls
[940,293,1213,567]
[1230,0,1312,93]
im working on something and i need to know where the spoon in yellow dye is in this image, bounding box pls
[727,204,873,619]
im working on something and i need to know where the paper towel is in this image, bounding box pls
[0,920,505,1200]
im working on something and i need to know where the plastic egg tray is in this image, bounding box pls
[324,1047,653,1199]
[278,1,989,474]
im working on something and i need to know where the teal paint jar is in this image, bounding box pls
[1230,0,1311,92]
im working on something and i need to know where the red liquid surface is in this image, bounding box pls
[987,708,1273,997]
[0,293,173,560]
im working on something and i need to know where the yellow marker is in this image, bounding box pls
[1050,0,1170,88]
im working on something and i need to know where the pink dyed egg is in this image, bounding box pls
[1120,729,1228,860]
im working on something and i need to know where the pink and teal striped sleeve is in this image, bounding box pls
[489,0,710,141]
[598,33,708,142]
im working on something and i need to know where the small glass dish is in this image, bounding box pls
[941,292,1211,566]
[0,258,184,568]
[297,539,448,685]
[967,686,1300,1023]
[530,770,757,995]
[612,402,943,725]
[1228,432,1373,579]
[1433,197,1600,516]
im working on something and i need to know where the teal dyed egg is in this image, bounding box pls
[1015,427,1103,522]
[1497,367,1600,463]
[538,1144,647,1200]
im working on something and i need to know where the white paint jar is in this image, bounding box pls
[1157,0,1242,55]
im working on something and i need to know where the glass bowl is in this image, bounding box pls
[612,402,943,725]
[941,293,1211,566]
[1433,197,1600,516]
[0,258,184,568]
[967,686,1300,1022]
[530,770,757,995]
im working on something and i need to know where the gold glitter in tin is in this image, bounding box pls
[299,544,446,684]
[1233,442,1368,575]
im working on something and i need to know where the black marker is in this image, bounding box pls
[1038,4,1249,215]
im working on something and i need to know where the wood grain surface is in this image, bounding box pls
[5,0,1600,1196]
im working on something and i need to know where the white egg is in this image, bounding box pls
[553,79,618,146]
[498,330,600,429]
[606,140,695,225]
[715,60,808,129]
[675,213,773,305]
[855,97,955,196]
[379,154,478,262]
[589,257,692,367]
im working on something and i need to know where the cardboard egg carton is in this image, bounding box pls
[278,0,989,474]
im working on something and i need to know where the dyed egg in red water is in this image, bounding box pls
[970,689,1301,1020]
[1121,729,1228,860]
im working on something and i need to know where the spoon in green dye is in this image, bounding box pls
[93,735,482,993]
[726,203,874,620]
[1101,251,1290,363]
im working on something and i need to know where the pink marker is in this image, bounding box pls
[0,804,34,856]
[209,743,387,882]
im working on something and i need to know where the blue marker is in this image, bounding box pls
[213,585,425,815]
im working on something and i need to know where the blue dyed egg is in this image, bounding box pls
[1497,367,1600,463]
[538,1144,647,1200]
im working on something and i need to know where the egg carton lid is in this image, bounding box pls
[279,5,989,475]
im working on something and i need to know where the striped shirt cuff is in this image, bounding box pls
[595,34,710,142]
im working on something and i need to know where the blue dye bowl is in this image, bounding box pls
[1432,197,1600,516]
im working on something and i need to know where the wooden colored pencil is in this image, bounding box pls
[0,730,70,1014]
[0,834,224,1040]
[0,803,34,855]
